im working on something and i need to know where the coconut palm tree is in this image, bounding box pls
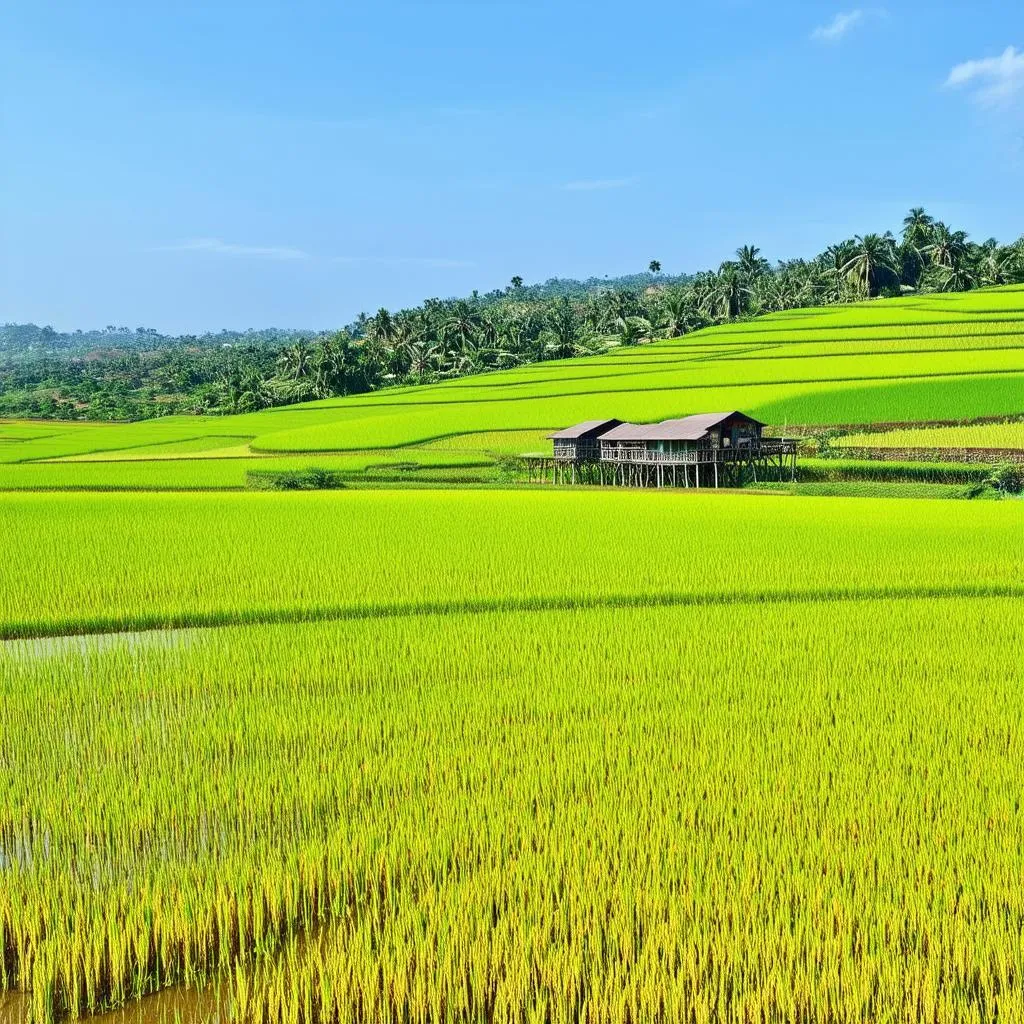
[977,246,1015,287]
[902,208,935,251]
[927,223,970,270]
[940,261,979,293]
[736,244,769,281]
[840,234,898,298]
[276,341,312,380]
[713,264,749,319]
[659,290,693,337]
[442,301,482,354]
[616,316,651,347]
[366,308,397,347]
[544,297,584,358]
[648,260,662,275]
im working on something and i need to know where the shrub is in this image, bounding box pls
[986,463,1024,494]
[245,468,345,491]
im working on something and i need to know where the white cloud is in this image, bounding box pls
[561,178,632,192]
[332,256,475,269]
[155,238,309,260]
[811,10,864,43]
[946,46,1024,106]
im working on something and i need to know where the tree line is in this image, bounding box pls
[3,207,1023,420]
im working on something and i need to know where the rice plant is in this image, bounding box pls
[2,595,1023,1022]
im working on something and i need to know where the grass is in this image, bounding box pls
[752,480,994,500]
[0,452,492,491]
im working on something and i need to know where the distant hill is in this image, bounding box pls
[0,323,322,359]
[1,271,689,359]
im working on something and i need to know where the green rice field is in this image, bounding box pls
[2,492,1024,1023]
[2,286,1024,490]
[3,288,1024,1023]
[836,420,1024,450]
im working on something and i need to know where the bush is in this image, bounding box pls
[986,464,1024,494]
[246,468,345,491]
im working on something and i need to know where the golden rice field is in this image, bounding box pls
[1,490,1024,1024]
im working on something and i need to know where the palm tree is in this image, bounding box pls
[276,341,312,380]
[736,245,768,281]
[927,223,970,270]
[366,308,397,347]
[977,246,1014,287]
[659,290,693,337]
[408,339,444,378]
[615,316,650,346]
[648,260,662,275]
[597,289,639,331]
[902,208,935,251]
[818,242,854,303]
[840,234,898,298]
[544,297,583,358]
[510,275,524,290]
[940,261,979,292]
[713,264,749,319]
[442,301,482,354]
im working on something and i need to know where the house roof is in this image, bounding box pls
[599,411,765,443]
[548,418,622,440]
[597,422,650,441]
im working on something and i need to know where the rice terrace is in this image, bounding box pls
[5,6,1024,1018]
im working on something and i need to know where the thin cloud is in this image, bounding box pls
[155,238,309,260]
[561,178,632,192]
[332,256,475,269]
[946,46,1024,107]
[811,10,864,43]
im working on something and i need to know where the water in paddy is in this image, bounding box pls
[0,628,198,660]
[0,980,227,1024]
[0,927,329,1024]
[1,627,323,1023]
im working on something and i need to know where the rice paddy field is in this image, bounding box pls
[835,420,1024,450]
[3,288,1024,1023]
[2,286,1024,489]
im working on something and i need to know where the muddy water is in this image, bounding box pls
[0,977,228,1024]
[0,994,28,1024]
[0,923,330,1024]
[1,627,325,1023]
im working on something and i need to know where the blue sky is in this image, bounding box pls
[3,1,1024,333]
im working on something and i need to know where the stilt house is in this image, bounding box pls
[548,419,622,463]
[527,411,796,488]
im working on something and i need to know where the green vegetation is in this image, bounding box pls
[4,235,1024,1022]
[1,491,1021,638]
[798,458,992,484]
[2,491,1024,1022]
[836,419,1024,450]
[6,208,1024,422]
[3,284,1024,486]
